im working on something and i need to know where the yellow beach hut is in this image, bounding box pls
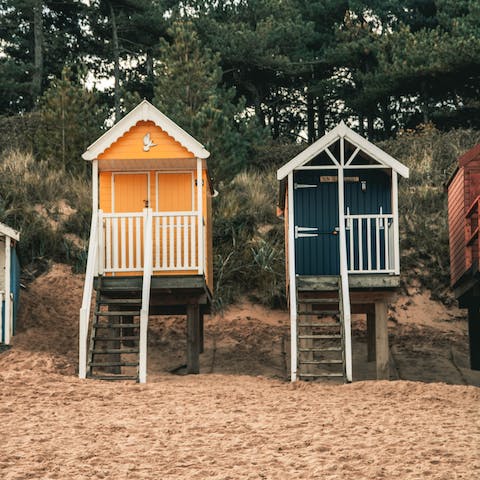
[79,100,213,383]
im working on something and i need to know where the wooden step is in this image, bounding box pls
[298,360,343,365]
[93,336,139,341]
[298,334,341,339]
[92,348,139,354]
[298,323,340,328]
[297,298,339,304]
[298,373,344,378]
[93,323,139,328]
[89,361,139,367]
[299,347,342,352]
[90,375,138,381]
[95,310,140,317]
[98,298,142,305]
[297,310,339,315]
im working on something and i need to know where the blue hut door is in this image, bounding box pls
[293,172,340,275]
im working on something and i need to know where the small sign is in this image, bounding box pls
[345,176,360,182]
[320,176,338,183]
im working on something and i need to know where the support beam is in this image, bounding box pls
[4,237,11,344]
[467,307,480,370]
[187,303,200,374]
[375,301,389,379]
[199,311,204,354]
[367,312,376,362]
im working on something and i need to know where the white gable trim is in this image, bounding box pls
[0,222,20,241]
[82,100,210,161]
[277,122,409,180]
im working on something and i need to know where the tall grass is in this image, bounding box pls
[0,150,90,275]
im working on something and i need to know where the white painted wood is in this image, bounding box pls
[296,165,339,171]
[325,146,339,165]
[392,171,400,274]
[162,216,167,269]
[349,218,354,270]
[136,216,141,268]
[79,211,99,379]
[345,146,361,166]
[98,210,105,275]
[375,217,380,270]
[277,121,409,180]
[92,160,98,210]
[287,173,298,382]
[4,238,10,345]
[176,216,181,267]
[190,215,196,269]
[128,217,134,269]
[197,158,204,275]
[183,215,188,268]
[105,217,111,271]
[367,218,372,270]
[338,136,352,382]
[155,217,160,269]
[120,217,126,269]
[384,219,390,270]
[83,99,210,161]
[0,291,3,343]
[169,216,174,268]
[139,208,153,383]
[358,218,363,271]
[0,224,19,242]
[112,217,119,271]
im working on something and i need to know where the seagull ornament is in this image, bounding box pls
[143,133,157,152]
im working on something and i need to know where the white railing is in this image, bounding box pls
[152,212,198,271]
[345,213,396,274]
[139,208,153,384]
[79,210,99,379]
[98,210,200,274]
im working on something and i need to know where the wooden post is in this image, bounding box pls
[187,303,200,374]
[199,311,204,354]
[4,237,11,344]
[375,301,389,379]
[367,312,376,362]
[467,306,480,371]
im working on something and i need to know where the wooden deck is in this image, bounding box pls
[94,275,212,315]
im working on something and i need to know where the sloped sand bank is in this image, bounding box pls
[0,264,479,479]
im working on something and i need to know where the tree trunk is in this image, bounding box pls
[358,113,365,136]
[367,113,374,140]
[146,50,154,101]
[316,96,326,138]
[382,97,392,138]
[421,81,429,124]
[307,89,315,143]
[32,0,44,101]
[110,2,121,122]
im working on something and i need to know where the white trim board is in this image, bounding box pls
[83,100,210,161]
[0,223,20,242]
[277,122,409,180]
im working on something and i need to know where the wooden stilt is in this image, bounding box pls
[199,312,204,354]
[187,303,200,374]
[467,306,480,371]
[367,312,376,362]
[375,301,389,380]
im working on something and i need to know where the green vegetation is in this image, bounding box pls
[0,1,479,308]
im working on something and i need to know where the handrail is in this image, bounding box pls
[79,210,99,379]
[345,213,394,219]
[339,226,352,382]
[138,208,153,383]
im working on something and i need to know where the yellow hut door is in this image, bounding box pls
[155,172,196,273]
[110,173,149,274]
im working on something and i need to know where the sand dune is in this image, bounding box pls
[0,264,479,479]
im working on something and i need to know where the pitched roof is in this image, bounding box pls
[82,100,210,161]
[0,222,20,241]
[276,122,409,180]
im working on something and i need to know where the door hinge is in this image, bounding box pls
[294,183,317,189]
[295,226,319,238]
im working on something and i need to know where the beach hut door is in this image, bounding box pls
[294,173,340,275]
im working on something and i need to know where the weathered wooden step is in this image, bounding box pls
[95,310,140,317]
[298,360,343,365]
[297,310,339,315]
[299,347,342,352]
[298,323,340,328]
[299,373,344,378]
[92,348,139,354]
[89,361,139,367]
[93,323,139,328]
[93,336,139,341]
[90,375,138,381]
[298,298,339,304]
[298,334,341,339]
[98,298,142,305]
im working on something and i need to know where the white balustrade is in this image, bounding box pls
[99,211,200,274]
[345,213,396,273]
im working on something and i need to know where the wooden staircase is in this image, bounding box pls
[296,278,347,381]
[87,279,142,381]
